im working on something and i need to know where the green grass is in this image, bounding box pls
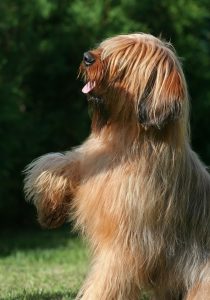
[0,228,88,300]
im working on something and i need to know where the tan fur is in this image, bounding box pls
[24,33,210,299]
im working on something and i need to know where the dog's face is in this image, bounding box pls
[80,33,188,131]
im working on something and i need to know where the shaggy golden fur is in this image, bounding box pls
[24,33,210,300]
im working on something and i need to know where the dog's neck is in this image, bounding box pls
[93,119,187,158]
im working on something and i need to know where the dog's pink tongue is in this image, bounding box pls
[82,81,96,94]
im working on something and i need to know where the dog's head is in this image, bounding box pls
[80,33,188,131]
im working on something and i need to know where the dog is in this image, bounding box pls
[24,33,210,300]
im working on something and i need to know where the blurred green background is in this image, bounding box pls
[1,0,210,228]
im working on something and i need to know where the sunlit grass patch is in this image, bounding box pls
[0,228,88,300]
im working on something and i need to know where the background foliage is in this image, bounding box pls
[0,0,210,227]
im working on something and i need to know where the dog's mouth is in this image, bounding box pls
[82,81,102,103]
[82,80,109,126]
[82,81,96,94]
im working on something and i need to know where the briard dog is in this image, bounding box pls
[24,33,210,299]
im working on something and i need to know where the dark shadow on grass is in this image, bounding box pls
[1,291,150,300]
[0,224,78,257]
[0,291,78,300]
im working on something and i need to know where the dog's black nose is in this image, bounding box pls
[83,52,95,66]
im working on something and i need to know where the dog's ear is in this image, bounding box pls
[138,61,185,129]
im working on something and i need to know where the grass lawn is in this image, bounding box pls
[0,227,149,300]
[0,227,88,300]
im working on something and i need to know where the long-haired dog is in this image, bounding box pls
[24,33,210,300]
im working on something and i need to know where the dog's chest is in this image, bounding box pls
[74,161,142,242]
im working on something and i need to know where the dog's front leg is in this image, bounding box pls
[24,151,80,228]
